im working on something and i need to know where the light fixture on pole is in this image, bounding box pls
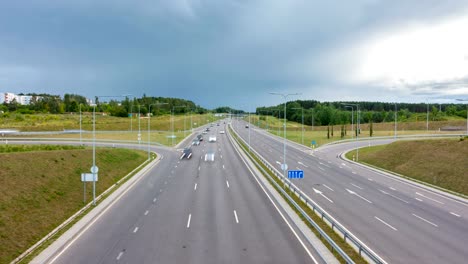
[270,92,300,186]
[91,94,130,206]
[394,103,397,139]
[148,103,168,160]
[342,105,354,140]
[342,103,360,161]
[456,99,468,135]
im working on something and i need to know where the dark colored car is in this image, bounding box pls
[197,134,203,141]
[180,147,193,159]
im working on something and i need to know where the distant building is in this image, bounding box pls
[1,93,38,105]
[4,92,16,104]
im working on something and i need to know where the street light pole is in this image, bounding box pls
[79,103,82,144]
[91,94,130,206]
[426,100,429,133]
[394,103,397,139]
[342,103,360,161]
[456,99,468,135]
[92,104,96,205]
[270,92,300,186]
[343,105,354,140]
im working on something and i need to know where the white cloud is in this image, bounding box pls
[350,15,468,93]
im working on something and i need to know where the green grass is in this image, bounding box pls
[246,115,466,147]
[348,139,468,196]
[0,146,148,263]
[1,113,223,146]
[229,126,366,264]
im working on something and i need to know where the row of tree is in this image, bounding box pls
[1,93,208,116]
[256,100,468,126]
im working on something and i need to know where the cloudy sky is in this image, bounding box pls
[1,0,468,110]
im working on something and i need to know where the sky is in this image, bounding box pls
[1,0,468,110]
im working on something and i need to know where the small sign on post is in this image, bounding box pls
[81,173,98,182]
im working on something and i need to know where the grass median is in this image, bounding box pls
[0,145,148,263]
[229,127,366,264]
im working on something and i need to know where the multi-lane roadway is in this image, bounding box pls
[232,118,468,264]
[33,123,324,264]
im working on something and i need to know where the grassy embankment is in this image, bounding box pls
[247,115,466,147]
[0,145,148,263]
[0,113,221,146]
[347,139,468,196]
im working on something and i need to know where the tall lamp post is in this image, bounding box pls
[79,103,83,144]
[394,103,397,139]
[91,94,130,206]
[342,105,354,140]
[456,99,468,135]
[270,92,300,186]
[342,103,360,161]
[292,107,304,145]
[148,103,168,160]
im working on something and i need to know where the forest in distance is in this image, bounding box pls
[1,93,467,126]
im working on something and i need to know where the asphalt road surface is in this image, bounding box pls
[232,118,468,264]
[35,123,323,264]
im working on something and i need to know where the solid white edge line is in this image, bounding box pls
[49,160,158,264]
[412,214,438,227]
[233,123,388,264]
[233,210,239,223]
[232,141,319,263]
[450,212,461,217]
[374,216,398,231]
[187,214,192,228]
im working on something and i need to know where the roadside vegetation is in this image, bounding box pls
[0,146,147,263]
[246,114,465,147]
[229,126,366,264]
[348,139,468,196]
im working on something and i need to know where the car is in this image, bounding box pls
[219,130,225,134]
[197,134,203,141]
[209,136,217,142]
[245,125,249,128]
[217,123,220,126]
[180,147,193,159]
[192,139,200,146]
[205,127,210,131]
[202,131,208,134]
[204,151,215,162]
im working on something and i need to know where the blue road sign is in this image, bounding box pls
[288,170,304,179]
[311,140,317,145]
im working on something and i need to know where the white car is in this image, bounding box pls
[209,136,217,142]
[205,151,215,162]
[219,130,225,134]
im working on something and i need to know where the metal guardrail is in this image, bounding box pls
[228,126,355,264]
[230,125,387,264]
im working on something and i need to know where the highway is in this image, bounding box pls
[33,123,323,264]
[232,118,468,264]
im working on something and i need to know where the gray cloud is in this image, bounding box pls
[0,0,468,109]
